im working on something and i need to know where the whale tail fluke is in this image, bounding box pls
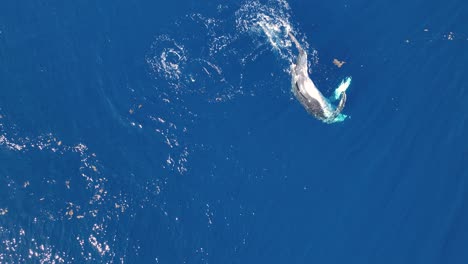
[326,92,347,123]
[333,77,352,102]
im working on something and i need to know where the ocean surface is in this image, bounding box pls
[1,0,468,263]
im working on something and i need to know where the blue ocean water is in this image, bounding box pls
[1,0,468,263]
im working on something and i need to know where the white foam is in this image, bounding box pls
[235,0,299,63]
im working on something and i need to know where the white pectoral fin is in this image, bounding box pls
[288,32,303,53]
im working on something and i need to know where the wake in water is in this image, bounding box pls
[144,0,299,182]
[235,0,297,62]
[147,0,301,101]
[145,0,352,195]
[147,0,351,124]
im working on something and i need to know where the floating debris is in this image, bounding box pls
[333,58,346,68]
[129,109,134,114]
[67,209,74,217]
[0,208,8,215]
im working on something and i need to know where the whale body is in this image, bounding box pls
[289,32,347,123]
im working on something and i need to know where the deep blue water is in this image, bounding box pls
[1,0,468,263]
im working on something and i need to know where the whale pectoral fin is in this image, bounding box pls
[288,32,308,75]
[288,32,303,53]
[326,92,347,123]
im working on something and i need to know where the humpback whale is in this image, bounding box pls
[289,32,347,123]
